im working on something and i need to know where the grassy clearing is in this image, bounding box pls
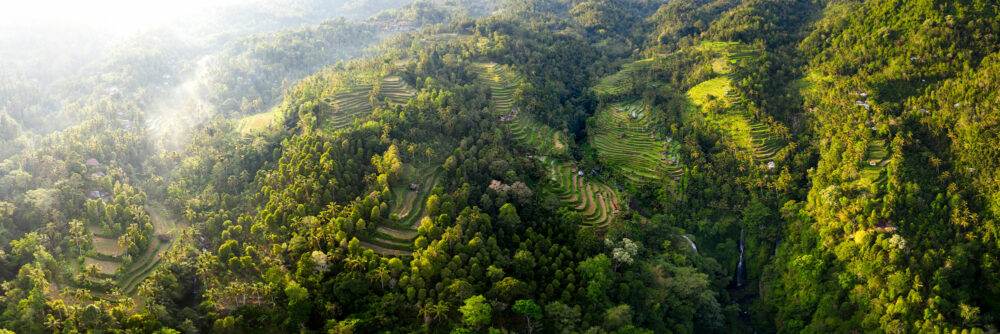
[547,160,621,227]
[237,108,282,135]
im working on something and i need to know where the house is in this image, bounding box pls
[869,160,878,166]
[767,161,776,170]
[577,171,584,176]
[409,184,419,191]
[854,101,871,111]
[91,171,106,180]
[86,191,102,200]
[86,158,100,167]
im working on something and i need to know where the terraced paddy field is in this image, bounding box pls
[380,76,416,105]
[77,203,186,297]
[546,160,621,227]
[593,57,658,97]
[471,62,525,114]
[589,101,684,185]
[507,116,568,157]
[685,42,787,164]
[860,139,891,187]
[91,236,124,256]
[321,84,375,131]
[84,257,122,276]
[362,166,443,256]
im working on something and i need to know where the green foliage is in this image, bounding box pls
[459,295,492,330]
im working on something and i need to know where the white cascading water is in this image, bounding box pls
[736,228,746,287]
[681,235,698,254]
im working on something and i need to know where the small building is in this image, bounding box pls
[91,171,106,180]
[577,171,584,176]
[409,184,419,191]
[86,158,100,167]
[673,176,681,181]
[869,160,878,166]
[156,233,172,242]
[86,190,102,200]
[767,161,776,170]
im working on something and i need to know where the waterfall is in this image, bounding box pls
[681,235,698,254]
[736,228,746,287]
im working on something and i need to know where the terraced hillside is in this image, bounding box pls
[80,203,184,296]
[507,116,569,157]
[589,101,684,185]
[685,41,787,164]
[546,160,620,227]
[472,62,524,114]
[593,57,657,98]
[322,84,375,130]
[860,139,891,187]
[380,76,416,105]
[362,165,443,256]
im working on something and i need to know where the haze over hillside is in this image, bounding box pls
[0,0,998,333]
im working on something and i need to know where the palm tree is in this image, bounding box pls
[431,301,450,323]
[417,302,435,324]
[344,257,365,271]
[43,314,62,332]
[370,265,390,289]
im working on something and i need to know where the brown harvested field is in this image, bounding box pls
[84,257,122,275]
[91,236,123,256]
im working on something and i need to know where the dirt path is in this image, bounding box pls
[359,240,411,257]
[118,203,185,295]
[377,226,416,239]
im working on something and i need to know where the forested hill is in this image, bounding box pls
[1,0,999,332]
